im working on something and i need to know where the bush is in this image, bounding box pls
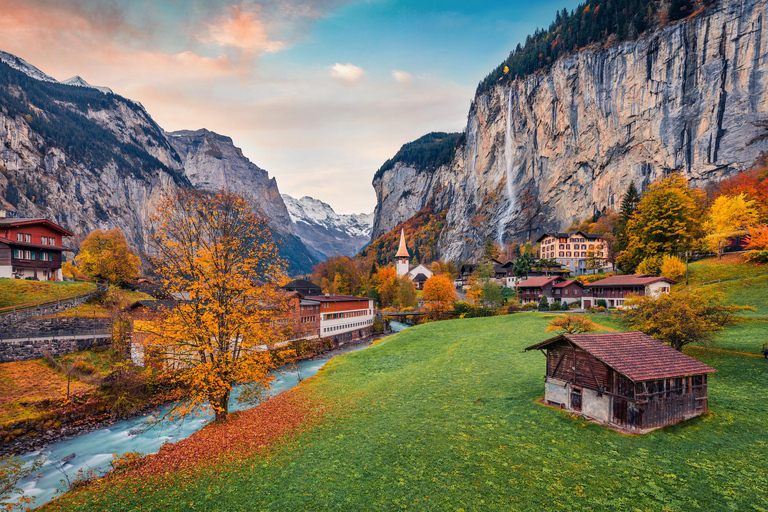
[506,300,522,314]
[568,301,582,310]
[660,254,686,281]
[747,250,768,263]
[538,296,549,311]
[110,451,143,473]
[72,359,97,375]
[596,306,606,313]
[596,299,608,308]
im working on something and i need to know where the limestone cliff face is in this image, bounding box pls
[372,0,768,261]
[168,129,294,234]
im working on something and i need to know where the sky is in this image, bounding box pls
[0,0,581,214]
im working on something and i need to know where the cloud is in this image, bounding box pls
[331,63,365,84]
[392,70,414,85]
[199,3,284,54]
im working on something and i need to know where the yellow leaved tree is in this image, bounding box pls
[75,228,140,285]
[142,190,290,421]
[704,193,759,257]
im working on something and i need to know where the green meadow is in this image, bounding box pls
[46,312,768,512]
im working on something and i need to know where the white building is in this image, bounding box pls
[394,229,433,288]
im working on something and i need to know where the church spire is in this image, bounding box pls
[395,228,410,258]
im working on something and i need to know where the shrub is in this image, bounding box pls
[660,254,686,281]
[506,300,522,314]
[596,299,608,308]
[538,296,549,311]
[72,359,97,375]
[747,250,768,263]
[110,451,143,473]
[568,301,582,310]
[596,306,606,313]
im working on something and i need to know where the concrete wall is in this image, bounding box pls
[582,388,610,423]
[544,377,569,407]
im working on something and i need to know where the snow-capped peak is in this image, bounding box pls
[62,76,113,95]
[282,194,373,238]
[0,50,58,83]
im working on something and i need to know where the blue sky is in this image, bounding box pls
[0,0,581,213]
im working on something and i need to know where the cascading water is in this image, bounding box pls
[497,89,518,245]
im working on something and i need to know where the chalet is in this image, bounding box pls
[537,231,611,276]
[551,279,585,305]
[525,332,716,433]
[0,217,73,281]
[306,294,375,343]
[581,275,674,309]
[516,276,563,303]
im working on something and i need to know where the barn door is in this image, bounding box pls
[613,398,627,425]
[571,387,582,412]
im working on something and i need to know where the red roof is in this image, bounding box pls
[516,276,561,288]
[584,275,674,287]
[0,218,74,236]
[552,279,583,289]
[525,332,715,382]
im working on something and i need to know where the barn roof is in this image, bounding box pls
[525,332,716,382]
[552,279,583,289]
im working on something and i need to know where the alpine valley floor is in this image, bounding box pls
[43,310,768,512]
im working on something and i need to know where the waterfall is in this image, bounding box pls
[497,89,518,245]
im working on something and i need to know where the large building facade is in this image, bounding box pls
[0,218,73,281]
[537,231,611,276]
[308,294,375,342]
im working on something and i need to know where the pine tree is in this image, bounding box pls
[615,182,641,257]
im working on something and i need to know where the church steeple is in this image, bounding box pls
[395,229,410,277]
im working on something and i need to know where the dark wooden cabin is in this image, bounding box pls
[525,332,716,433]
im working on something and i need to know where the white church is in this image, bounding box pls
[395,229,433,289]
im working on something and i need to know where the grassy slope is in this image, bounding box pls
[0,279,95,309]
[46,313,768,512]
[680,255,768,354]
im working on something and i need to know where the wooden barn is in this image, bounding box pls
[525,332,716,433]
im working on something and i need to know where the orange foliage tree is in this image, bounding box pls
[142,190,290,421]
[75,228,140,285]
[546,315,598,334]
[422,274,457,319]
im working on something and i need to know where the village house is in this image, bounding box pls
[537,231,611,276]
[525,332,716,433]
[581,275,674,309]
[394,229,433,288]
[0,216,73,281]
[515,276,584,305]
[286,292,321,341]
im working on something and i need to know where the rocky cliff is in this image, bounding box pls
[372,0,768,262]
[0,52,318,274]
[282,194,372,259]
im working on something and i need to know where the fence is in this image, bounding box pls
[0,284,108,328]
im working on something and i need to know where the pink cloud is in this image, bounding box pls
[200,4,284,54]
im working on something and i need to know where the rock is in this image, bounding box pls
[371,0,768,261]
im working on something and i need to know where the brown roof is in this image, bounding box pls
[395,228,410,258]
[552,279,583,289]
[516,276,561,288]
[304,295,372,303]
[584,275,675,287]
[525,332,716,382]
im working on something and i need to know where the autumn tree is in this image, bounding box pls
[622,291,752,351]
[396,276,417,309]
[375,266,399,308]
[312,256,363,295]
[617,174,703,272]
[1,455,42,510]
[142,190,289,421]
[546,315,598,334]
[75,228,141,285]
[704,193,759,257]
[422,274,457,319]
[659,254,686,281]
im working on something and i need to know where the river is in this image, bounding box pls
[16,325,410,508]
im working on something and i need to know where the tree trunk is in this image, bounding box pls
[214,389,230,422]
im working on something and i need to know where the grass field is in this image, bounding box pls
[0,279,96,309]
[44,313,768,512]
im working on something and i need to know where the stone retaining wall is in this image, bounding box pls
[0,335,111,363]
[0,284,106,329]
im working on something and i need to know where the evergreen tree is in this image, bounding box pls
[615,182,641,256]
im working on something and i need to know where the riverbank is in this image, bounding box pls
[43,313,768,512]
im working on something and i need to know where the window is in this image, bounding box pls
[25,234,31,243]
[40,252,52,262]
[16,233,23,242]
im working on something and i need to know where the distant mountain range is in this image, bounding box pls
[0,49,364,274]
[282,194,372,259]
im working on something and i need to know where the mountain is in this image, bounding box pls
[61,76,113,95]
[168,129,319,274]
[370,0,768,262]
[282,194,373,259]
[0,51,318,274]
